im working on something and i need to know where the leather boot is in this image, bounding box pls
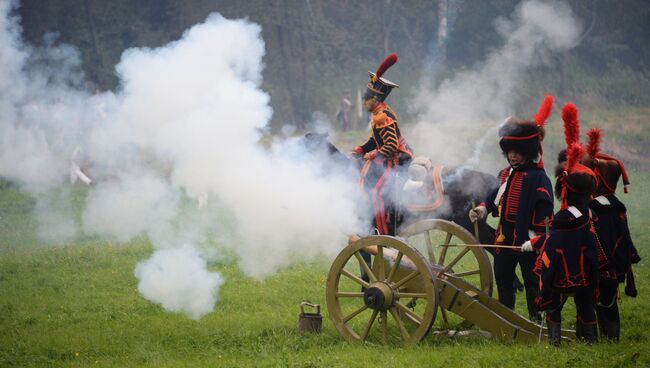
[601,321,620,341]
[596,305,621,341]
[575,320,584,341]
[596,307,606,340]
[547,319,561,347]
[580,321,598,344]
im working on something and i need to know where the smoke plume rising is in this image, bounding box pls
[0,1,366,319]
[134,246,225,320]
[409,0,582,172]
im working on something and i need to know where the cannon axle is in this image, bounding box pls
[363,282,394,311]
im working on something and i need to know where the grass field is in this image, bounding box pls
[1,165,649,365]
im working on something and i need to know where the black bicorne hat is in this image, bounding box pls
[364,53,399,102]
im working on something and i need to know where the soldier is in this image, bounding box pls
[523,145,599,346]
[352,53,413,236]
[336,90,353,131]
[582,127,638,341]
[522,103,600,346]
[469,95,554,322]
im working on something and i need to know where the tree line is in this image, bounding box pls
[17,0,650,130]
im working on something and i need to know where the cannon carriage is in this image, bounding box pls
[326,219,575,345]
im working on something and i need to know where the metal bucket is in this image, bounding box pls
[298,301,322,333]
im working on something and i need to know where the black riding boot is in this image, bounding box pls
[596,303,621,341]
[547,319,561,347]
[581,322,598,344]
[575,320,583,341]
[600,321,620,342]
[607,321,621,342]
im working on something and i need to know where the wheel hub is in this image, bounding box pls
[363,282,394,311]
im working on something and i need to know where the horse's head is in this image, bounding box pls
[302,132,352,168]
[304,132,337,155]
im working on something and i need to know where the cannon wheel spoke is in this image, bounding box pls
[360,310,379,341]
[389,307,410,341]
[442,247,470,274]
[395,300,424,325]
[423,231,436,264]
[340,269,370,289]
[399,219,494,331]
[354,252,376,283]
[438,232,453,265]
[326,235,438,345]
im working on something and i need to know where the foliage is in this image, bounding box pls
[15,0,650,130]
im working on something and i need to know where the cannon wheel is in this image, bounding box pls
[398,219,494,328]
[326,235,438,345]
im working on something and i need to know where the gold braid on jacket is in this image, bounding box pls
[372,103,400,157]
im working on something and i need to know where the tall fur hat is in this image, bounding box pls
[364,53,399,102]
[554,103,597,209]
[499,95,554,166]
[585,128,630,194]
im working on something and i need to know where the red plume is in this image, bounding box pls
[561,103,580,147]
[586,128,602,157]
[566,142,585,173]
[533,94,554,128]
[375,53,398,79]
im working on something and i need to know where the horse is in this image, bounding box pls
[301,132,499,243]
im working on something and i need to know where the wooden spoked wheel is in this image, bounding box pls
[326,235,438,345]
[398,219,494,329]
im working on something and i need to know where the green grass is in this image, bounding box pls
[0,171,649,367]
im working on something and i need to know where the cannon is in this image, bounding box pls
[326,219,576,345]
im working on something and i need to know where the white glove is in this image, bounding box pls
[521,240,534,252]
[468,205,487,223]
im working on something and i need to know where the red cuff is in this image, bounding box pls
[530,235,543,250]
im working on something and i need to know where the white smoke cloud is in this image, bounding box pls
[0,2,367,318]
[34,188,79,245]
[134,246,224,320]
[409,0,582,172]
[82,172,180,244]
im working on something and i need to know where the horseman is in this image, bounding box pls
[352,53,413,236]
